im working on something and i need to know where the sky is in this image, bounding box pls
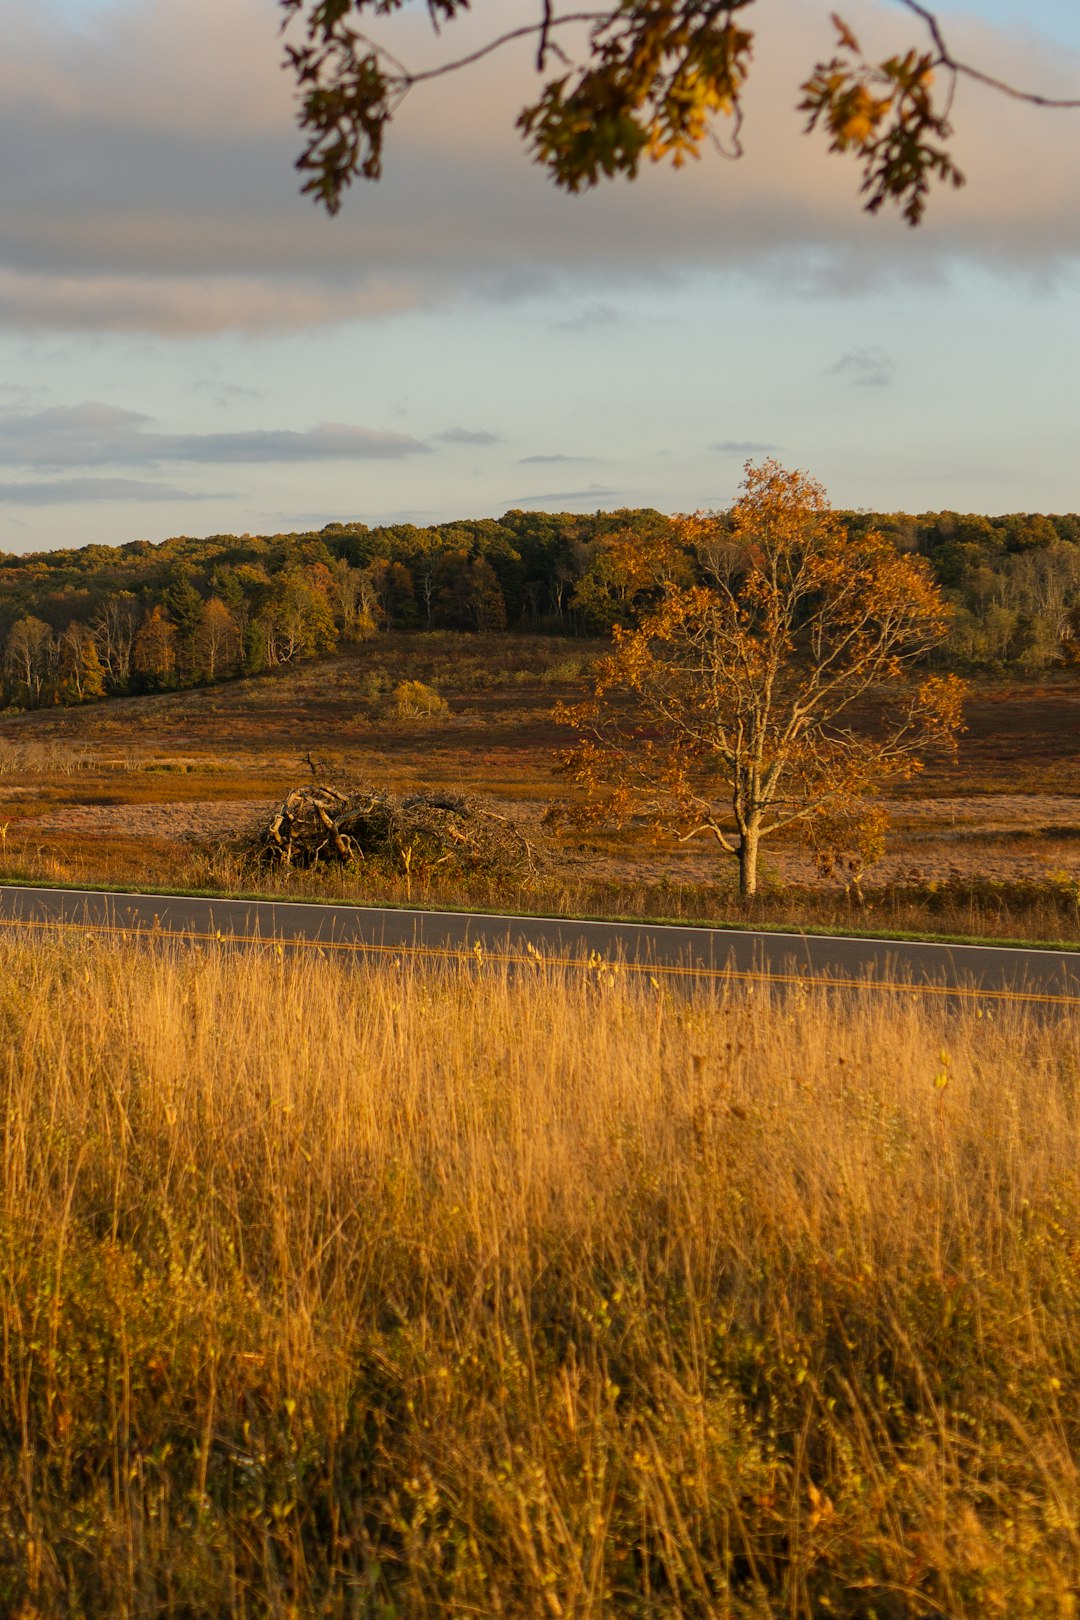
[0,0,1078,554]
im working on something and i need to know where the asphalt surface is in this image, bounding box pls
[0,883,1077,1008]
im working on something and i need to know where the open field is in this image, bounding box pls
[2,933,1079,1616]
[0,634,1077,940]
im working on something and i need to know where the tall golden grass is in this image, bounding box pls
[1,934,1079,1616]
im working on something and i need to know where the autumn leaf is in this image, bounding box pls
[831,14,861,54]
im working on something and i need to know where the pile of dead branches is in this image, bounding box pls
[241,780,545,880]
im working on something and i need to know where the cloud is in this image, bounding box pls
[0,382,48,410]
[509,484,620,506]
[162,426,432,464]
[0,0,292,142]
[0,1,1077,336]
[0,270,419,337]
[0,403,431,466]
[827,348,895,387]
[433,427,503,446]
[517,453,591,465]
[190,379,264,406]
[0,403,150,467]
[553,303,625,332]
[0,477,212,505]
[711,439,781,454]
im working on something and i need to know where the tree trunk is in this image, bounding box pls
[738,822,760,900]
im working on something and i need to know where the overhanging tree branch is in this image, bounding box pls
[280,1,1079,222]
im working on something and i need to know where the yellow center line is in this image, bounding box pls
[0,910,1075,1007]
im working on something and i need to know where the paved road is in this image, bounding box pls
[0,883,1077,1008]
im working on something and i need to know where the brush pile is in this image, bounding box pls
[241,780,544,880]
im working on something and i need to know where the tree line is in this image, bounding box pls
[0,505,1077,710]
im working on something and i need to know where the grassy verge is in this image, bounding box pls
[2,934,1080,1616]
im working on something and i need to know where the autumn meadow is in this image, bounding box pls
[1,472,1078,1619]
[3,931,1080,1618]
[5,0,1080,1609]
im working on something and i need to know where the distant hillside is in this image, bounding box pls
[0,505,1077,710]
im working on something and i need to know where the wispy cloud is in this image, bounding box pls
[553,304,625,333]
[0,403,148,466]
[0,403,432,466]
[433,427,502,446]
[827,348,895,388]
[711,439,781,454]
[190,378,264,407]
[518,453,591,465]
[0,269,421,337]
[164,425,432,464]
[509,484,620,506]
[0,382,48,410]
[0,477,214,505]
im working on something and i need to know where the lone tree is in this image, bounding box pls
[558,460,965,899]
[281,1,1079,223]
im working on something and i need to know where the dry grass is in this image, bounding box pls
[2,934,1080,1615]
[3,829,1076,948]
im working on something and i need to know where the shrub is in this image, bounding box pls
[540,654,588,682]
[387,678,450,718]
[357,667,390,701]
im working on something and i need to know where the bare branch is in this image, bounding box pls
[400,13,606,91]
[677,822,737,854]
[897,0,1080,109]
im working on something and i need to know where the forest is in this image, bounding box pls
[0,505,1077,709]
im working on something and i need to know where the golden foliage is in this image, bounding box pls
[387,676,451,718]
[569,516,691,631]
[560,459,966,897]
[518,7,754,188]
[800,17,964,224]
[280,3,1078,221]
